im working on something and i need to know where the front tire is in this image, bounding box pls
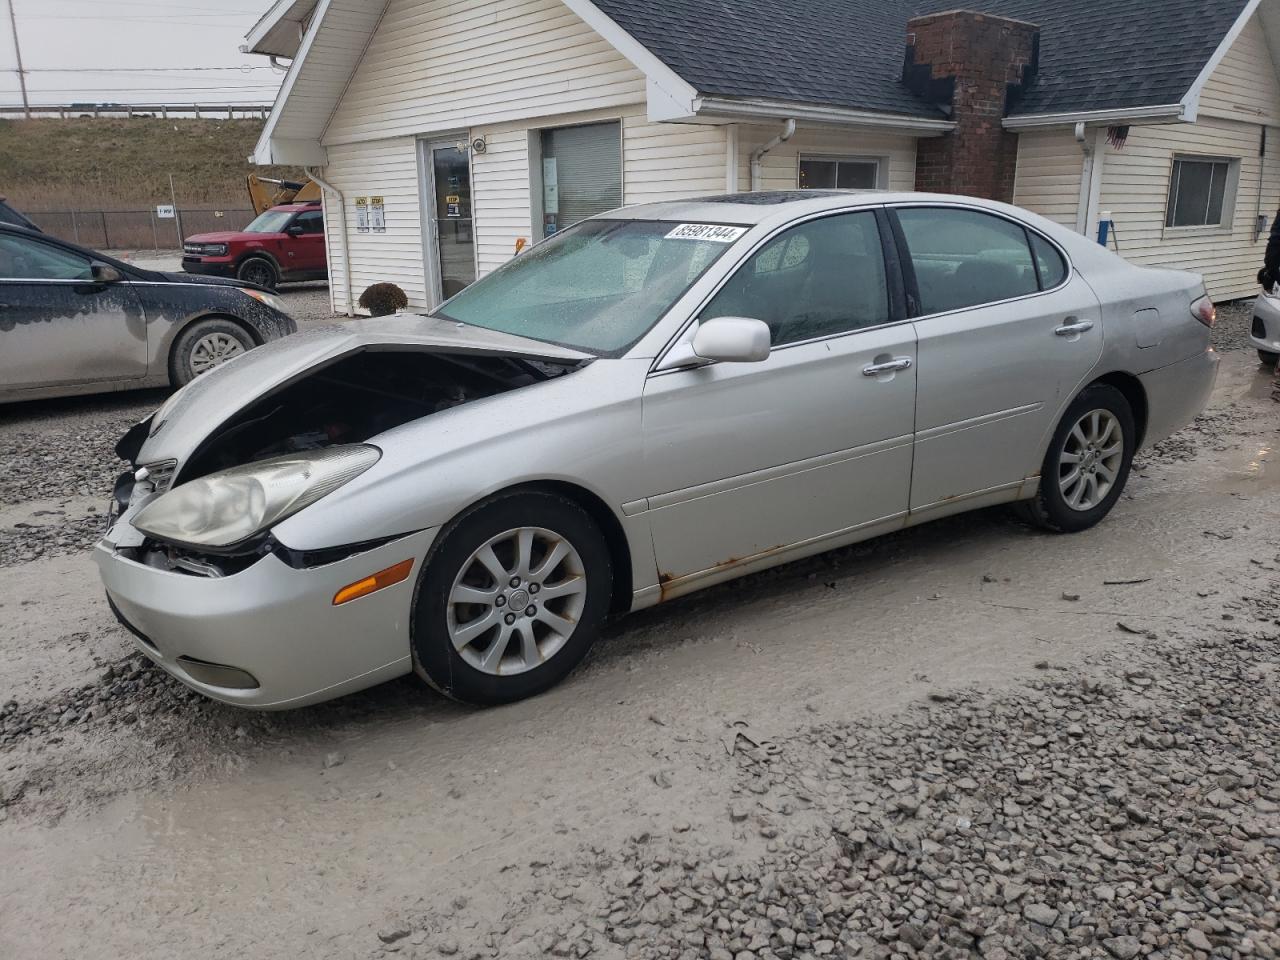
[236,256,279,291]
[169,317,254,386]
[1017,384,1136,534]
[411,492,613,706]
[1260,349,1279,367]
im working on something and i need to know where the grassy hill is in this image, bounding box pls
[0,117,303,212]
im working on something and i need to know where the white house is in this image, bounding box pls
[243,0,1280,312]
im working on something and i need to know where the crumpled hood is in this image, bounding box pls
[134,314,593,466]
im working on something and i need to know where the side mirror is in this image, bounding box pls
[691,316,772,364]
[285,224,305,236]
[90,262,124,284]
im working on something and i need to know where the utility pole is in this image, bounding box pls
[4,0,29,119]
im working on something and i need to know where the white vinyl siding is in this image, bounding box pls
[1096,117,1280,300]
[471,126,534,276]
[734,125,918,192]
[622,113,727,204]
[323,0,646,146]
[1012,128,1086,228]
[1198,14,1280,125]
[468,105,728,277]
[320,137,428,312]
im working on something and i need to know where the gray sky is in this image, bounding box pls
[0,0,285,107]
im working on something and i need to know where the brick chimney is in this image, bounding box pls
[903,11,1039,201]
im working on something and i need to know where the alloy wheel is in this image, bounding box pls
[188,332,246,375]
[447,527,588,677]
[1058,408,1124,512]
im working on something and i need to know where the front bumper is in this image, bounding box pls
[1251,295,1280,354]
[1138,348,1220,448]
[94,526,438,710]
[181,256,237,278]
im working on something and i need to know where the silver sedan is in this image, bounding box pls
[95,192,1219,709]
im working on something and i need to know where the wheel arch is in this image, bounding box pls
[234,249,282,279]
[164,313,264,385]
[432,480,635,617]
[1089,371,1149,448]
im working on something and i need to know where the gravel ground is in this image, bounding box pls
[391,601,1280,960]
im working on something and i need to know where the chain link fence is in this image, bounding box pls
[23,208,258,252]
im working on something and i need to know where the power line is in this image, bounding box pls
[27,66,277,73]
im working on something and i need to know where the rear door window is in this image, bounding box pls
[895,208,1040,315]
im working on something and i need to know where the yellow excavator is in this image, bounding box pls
[246,175,323,216]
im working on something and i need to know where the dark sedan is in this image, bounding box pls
[0,223,297,403]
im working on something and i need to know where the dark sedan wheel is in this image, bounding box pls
[1017,384,1136,534]
[1260,349,1279,367]
[411,491,612,706]
[170,318,255,386]
[236,256,279,291]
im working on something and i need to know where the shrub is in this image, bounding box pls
[358,282,409,317]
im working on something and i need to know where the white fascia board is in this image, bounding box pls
[559,0,698,118]
[255,137,330,166]
[250,0,332,167]
[1182,0,1264,122]
[693,97,956,135]
[244,0,316,57]
[1003,104,1187,130]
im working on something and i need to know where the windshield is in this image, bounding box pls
[244,210,294,234]
[435,219,747,356]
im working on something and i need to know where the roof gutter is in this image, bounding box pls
[750,119,796,191]
[1003,104,1187,131]
[694,96,956,135]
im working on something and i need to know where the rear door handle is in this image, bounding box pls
[1055,319,1095,337]
[863,357,913,376]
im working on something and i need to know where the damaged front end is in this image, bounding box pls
[107,316,594,577]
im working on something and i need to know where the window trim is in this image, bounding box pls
[1163,154,1240,233]
[886,203,1075,321]
[529,116,626,241]
[650,203,906,375]
[797,154,886,191]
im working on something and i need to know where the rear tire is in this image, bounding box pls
[1016,384,1136,534]
[411,491,612,706]
[1260,349,1279,367]
[236,256,278,291]
[169,317,254,386]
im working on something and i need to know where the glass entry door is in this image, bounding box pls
[423,140,476,304]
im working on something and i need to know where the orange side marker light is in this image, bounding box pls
[333,559,416,606]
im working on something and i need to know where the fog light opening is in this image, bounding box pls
[175,656,260,690]
[333,559,416,606]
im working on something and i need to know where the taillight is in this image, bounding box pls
[1191,295,1217,328]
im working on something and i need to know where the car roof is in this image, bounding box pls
[604,190,1021,226]
[270,202,322,212]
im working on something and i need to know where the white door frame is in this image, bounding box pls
[417,133,476,308]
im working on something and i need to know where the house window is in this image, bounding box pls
[1165,157,1237,228]
[799,157,881,191]
[538,121,622,237]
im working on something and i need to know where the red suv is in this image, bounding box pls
[182,201,326,291]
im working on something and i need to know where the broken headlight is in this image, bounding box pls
[132,445,381,549]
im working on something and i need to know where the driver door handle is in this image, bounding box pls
[1055,319,1095,337]
[863,357,913,376]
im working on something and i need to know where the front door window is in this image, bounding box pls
[431,144,476,301]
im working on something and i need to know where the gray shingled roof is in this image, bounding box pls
[590,0,1252,119]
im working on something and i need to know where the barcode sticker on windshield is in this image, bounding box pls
[666,223,748,243]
